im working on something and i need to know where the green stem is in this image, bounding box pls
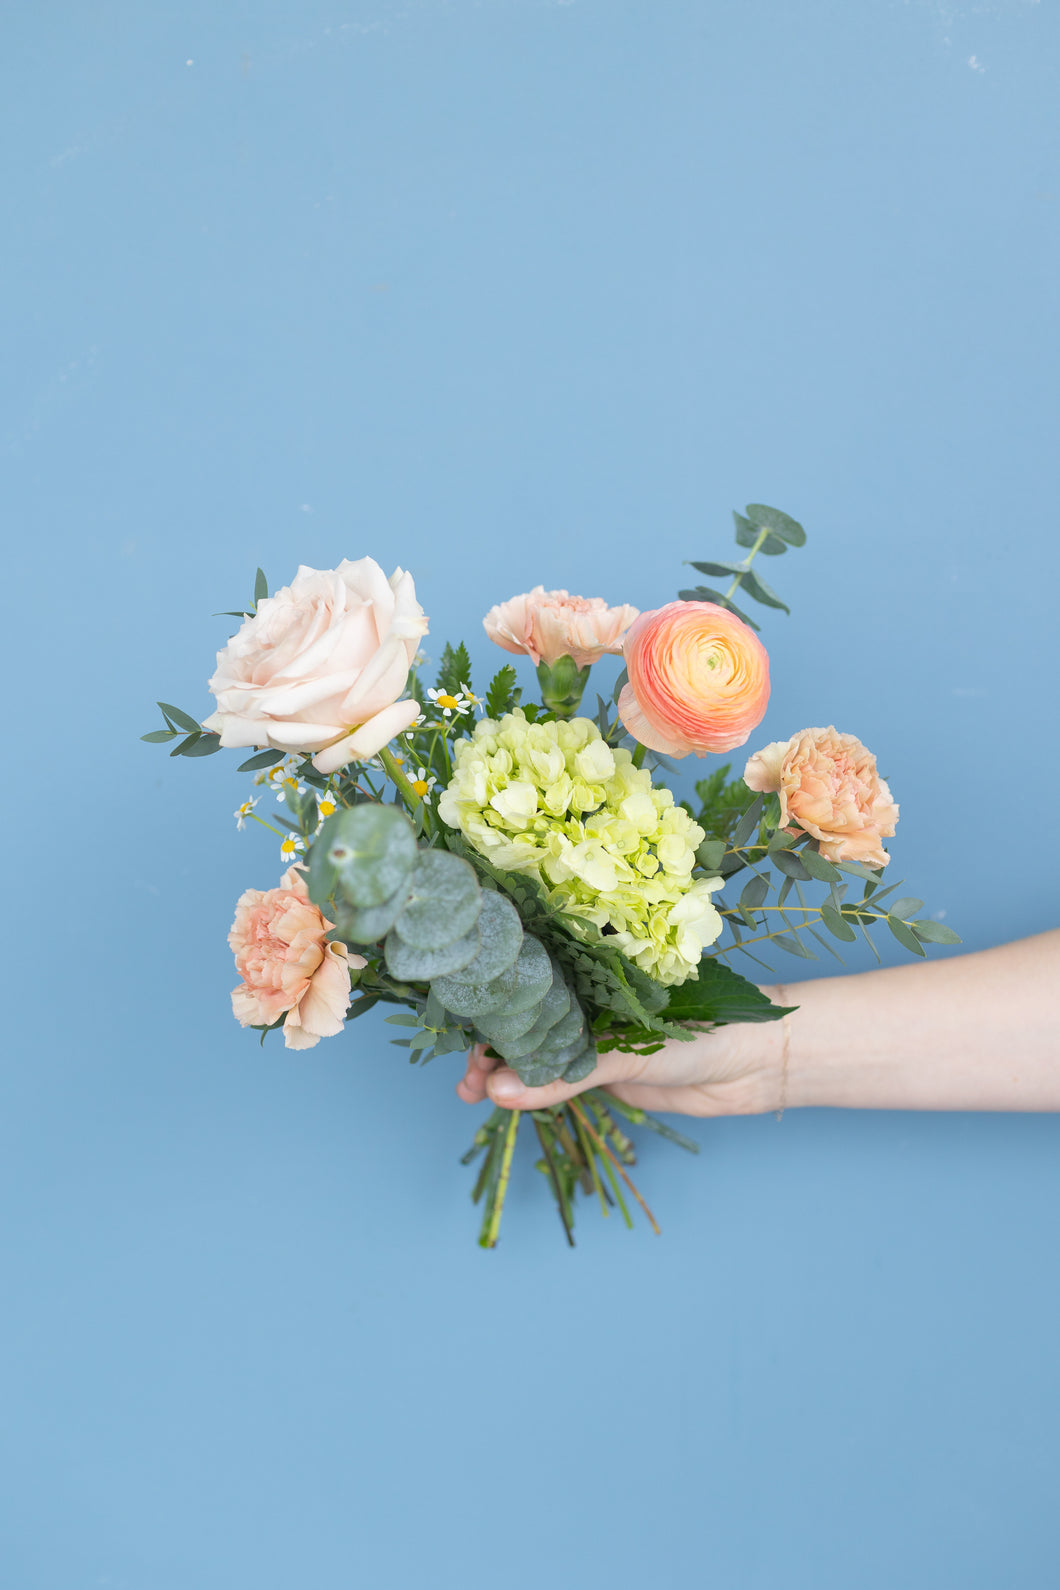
[723,524,770,603]
[248,813,287,838]
[631,743,647,769]
[482,1108,521,1249]
[377,744,424,812]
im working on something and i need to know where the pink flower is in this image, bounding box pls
[617,601,770,757]
[203,558,429,776]
[483,587,639,669]
[743,727,899,867]
[228,865,367,1050]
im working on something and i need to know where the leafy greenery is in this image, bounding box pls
[681,502,806,630]
[485,664,520,718]
[436,641,472,700]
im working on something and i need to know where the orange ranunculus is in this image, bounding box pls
[743,727,899,867]
[617,601,770,757]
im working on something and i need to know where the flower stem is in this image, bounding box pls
[723,524,770,603]
[248,813,287,838]
[377,744,423,812]
[482,1107,521,1249]
[570,1100,660,1235]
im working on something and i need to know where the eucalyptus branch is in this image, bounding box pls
[723,523,771,603]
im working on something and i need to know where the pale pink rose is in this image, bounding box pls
[618,601,770,757]
[483,587,639,669]
[228,865,367,1050]
[203,557,429,776]
[743,727,899,867]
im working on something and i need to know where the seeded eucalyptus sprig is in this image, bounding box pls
[680,502,806,631]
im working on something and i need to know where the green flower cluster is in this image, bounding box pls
[437,711,724,985]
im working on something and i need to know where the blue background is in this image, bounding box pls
[3,3,1058,1585]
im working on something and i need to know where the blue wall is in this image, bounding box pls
[3,4,1057,1585]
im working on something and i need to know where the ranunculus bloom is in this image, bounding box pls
[203,558,429,776]
[228,865,367,1050]
[743,727,899,867]
[617,601,770,757]
[483,587,639,669]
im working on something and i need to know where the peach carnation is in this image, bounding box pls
[617,600,770,757]
[483,587,639,669]
[228,865,366,1050]
[743,727,899,868]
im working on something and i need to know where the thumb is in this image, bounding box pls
[485,1049,647,1112]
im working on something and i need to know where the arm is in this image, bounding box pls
[456,930,1060,1116]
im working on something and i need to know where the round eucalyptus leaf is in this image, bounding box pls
[484,933,553,1014]
[508,1049,574,1087]
[435,977,510,1020]
[469,1001,543,1044]
[393,850,482,949]
[384,921,481,983]
[440,890,523,985]
[333,881,413,944]
[488,967,571,1060]
[531,1001,585,1059]
[325,805,417,908]
[305,832,339,909]
[561,1044,598,1084]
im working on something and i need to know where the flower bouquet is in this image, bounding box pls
[144,504,958,1245]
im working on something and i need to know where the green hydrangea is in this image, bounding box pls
[437,711,724,985]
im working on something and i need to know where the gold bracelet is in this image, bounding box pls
[774,984,791,1122]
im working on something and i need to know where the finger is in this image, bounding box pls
[485,1049,650,1112]
[456,1044,501,1104]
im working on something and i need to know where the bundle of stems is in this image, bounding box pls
[462,1088,699,1248]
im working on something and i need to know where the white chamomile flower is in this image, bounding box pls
[317,791,340,821]
[459,681,481,707]
[410,711,427,728]
[427,687,471,719]
[273,767,307,805]
[234,795,259,830]
[409,767,437,800]
[279,834,306,863]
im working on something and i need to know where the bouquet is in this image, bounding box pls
[144,504,958,1245]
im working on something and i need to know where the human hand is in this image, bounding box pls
[455,1001,788,1118]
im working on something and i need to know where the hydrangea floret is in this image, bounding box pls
[437,710,723,984]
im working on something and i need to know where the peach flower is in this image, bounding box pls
[228,865,367,1050]
[617,601,770,757]
[743,727,899,867]
[483,587,639,669]
[203,557,429,776]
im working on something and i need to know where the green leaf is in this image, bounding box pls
[611,668,629,706]
[771,849,811,881]
[158,701,202,734]
[773,932,817,959]
[663,958,796,1026]
[800,848,841,883]
[731,794,765,849]
[886,915,927,956]
[485,664,519,719]
[687,559,746,578]
[436,641,472,699]
[254,567,269,606]
[887,897,924,921]
[820,903,857,942]
[180,732,222,757]
[392,850,482,949]
[744,504,807,547]
[733,511,759,549]
[237,749,285,773]
[740,874,769,910]
[739,568,790,614]
[385,921,482,982]
[677,586,761,631]
[324,804,419,907]
[141,729,178,743]
[696,838,727,871]
[909,920,962,945]
[170,733,201,756]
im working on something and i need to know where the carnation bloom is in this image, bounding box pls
[483,587,639,669]
[743,727,899,868]
[438,711,723,984]
[203,557,429,776]
[617,601,770,757]
[228,865,367,1049]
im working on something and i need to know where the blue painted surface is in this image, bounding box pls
[3,3,1058,1586]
